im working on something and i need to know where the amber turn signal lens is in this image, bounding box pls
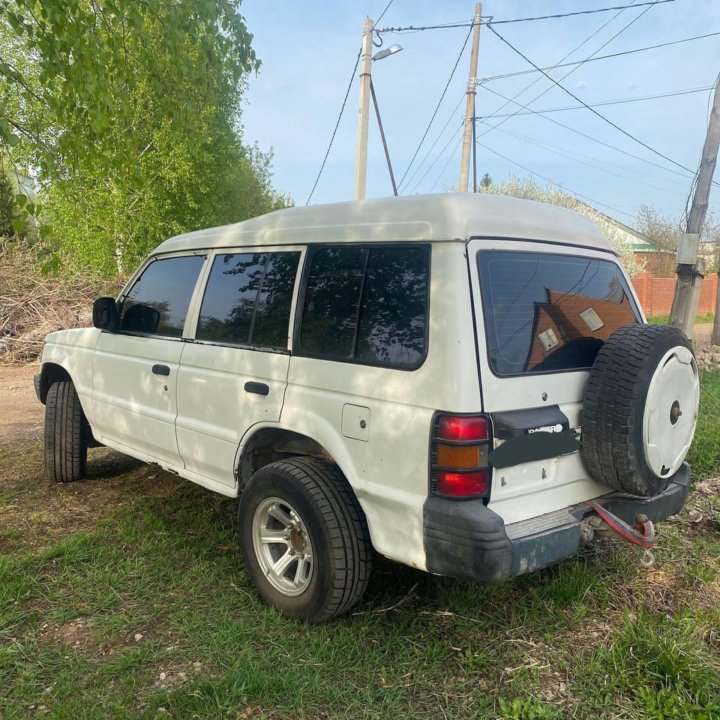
[437,444,480,469]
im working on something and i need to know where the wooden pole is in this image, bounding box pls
[669,72,720,338]
[354,17,374,201]
[459,3,482,192]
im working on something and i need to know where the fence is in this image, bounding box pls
[631,271,717,317]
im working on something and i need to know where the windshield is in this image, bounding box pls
[477,250,640,376]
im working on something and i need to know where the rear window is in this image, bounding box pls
[477,250,639,376]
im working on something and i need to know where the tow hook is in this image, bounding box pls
[581,501,657,568]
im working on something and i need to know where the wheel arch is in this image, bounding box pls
[235,424,338,491]
[37,362,72,404]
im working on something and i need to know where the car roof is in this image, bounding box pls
[154,193,615,255]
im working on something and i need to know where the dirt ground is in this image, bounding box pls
[0,363,43,446]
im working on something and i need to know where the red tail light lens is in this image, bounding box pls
[437,416,488,442]
[436,470,489,497]
[431,413,492,501]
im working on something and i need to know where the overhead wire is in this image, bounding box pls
[476,139,638,220]
[401,94,466,193]
[375,0,676,34]
[478,0,653,142]
[408,122,464,194]
[304,50,361,205]
[476,86,715,118]
[485,21,720,186]
[429,132,466,192]
[397,22,474,191]
[477,83,694,183]
[477,32,720,83]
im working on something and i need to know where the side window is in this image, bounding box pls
[120,255,205,337]
[196,251,300,349]
[299,245,429,368]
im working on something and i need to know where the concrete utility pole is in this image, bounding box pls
[354,17,374,201]
[459,3,482,192]
[669,72,720,338]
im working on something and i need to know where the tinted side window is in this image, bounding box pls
[120,255,205,337]
[196,251,300,349]
[356,247,428,366]
[300,245,429,368]
[477,251,639,376]
[300,247,367,358]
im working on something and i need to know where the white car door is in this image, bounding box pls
[92,253,206,466]
[174,247,304,490]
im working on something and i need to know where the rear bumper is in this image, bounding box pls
[423,463,691,582]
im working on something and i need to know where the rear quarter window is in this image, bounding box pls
[477,250,640,376]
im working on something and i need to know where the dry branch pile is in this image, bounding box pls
[0,243,122,365]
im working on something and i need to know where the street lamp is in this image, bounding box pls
[372,44,403,62]
[354,16,404,200]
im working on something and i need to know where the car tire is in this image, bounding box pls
[238,457,372,622]
[44,380,89,483]
[581,324,699,497]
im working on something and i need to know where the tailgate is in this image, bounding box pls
[467,239,643,524]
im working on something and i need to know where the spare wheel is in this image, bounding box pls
[581,324,699,497]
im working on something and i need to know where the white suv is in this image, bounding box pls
[35,194,700,621]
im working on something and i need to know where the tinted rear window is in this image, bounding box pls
[300,245,429,368]
[477,251,639,376]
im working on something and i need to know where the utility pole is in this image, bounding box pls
[354,17,374,201]
[669,72,720,338]
[459,3,482,192]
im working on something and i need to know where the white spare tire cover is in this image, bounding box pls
[581,324,699,497]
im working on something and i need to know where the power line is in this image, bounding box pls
[485,22,718,186]
[482,122,682,194]
[375,0,675,34]
[305,51,360,205]
[408,122,464,194]
[429,133,465,192]
[476,139,638,220]
[375,0,394,26]
[401,94,466,193]
[477,83,695,183]
[478,86,715,118]
[397,22,473,190]
[478,32,720,83]
[478,0,643,143]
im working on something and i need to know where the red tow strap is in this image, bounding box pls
[584,500,656,549]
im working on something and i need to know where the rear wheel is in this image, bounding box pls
[238,458,371,622]
[581,324,699,496]
[44,380,89,482]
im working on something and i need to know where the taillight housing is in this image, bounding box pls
[430,412,492,501]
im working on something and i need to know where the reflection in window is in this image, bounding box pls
[120,255,205,337]
[197,252,300,349]
[477,251,639,376]
[300,245,429,368]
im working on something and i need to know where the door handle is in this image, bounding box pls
[152,364,170,376]
[244,381,269,396]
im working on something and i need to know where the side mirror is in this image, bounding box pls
[93,297,119,331]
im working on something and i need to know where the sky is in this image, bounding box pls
[239,0,720,227]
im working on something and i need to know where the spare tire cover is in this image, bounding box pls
[581,324,699,497]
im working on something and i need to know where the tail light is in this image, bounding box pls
[430,413,492,500]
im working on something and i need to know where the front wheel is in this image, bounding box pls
[44,380,89,482]
[238,458,371,622]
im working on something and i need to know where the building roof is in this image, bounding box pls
[154,193,615,255]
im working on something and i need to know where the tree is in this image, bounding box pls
[0,1,289,274]
[0,166,13,237]
[478,176,639,273]
[480,172,492,189]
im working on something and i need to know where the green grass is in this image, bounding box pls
[647,312,714,325]
[1,374,719,719]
